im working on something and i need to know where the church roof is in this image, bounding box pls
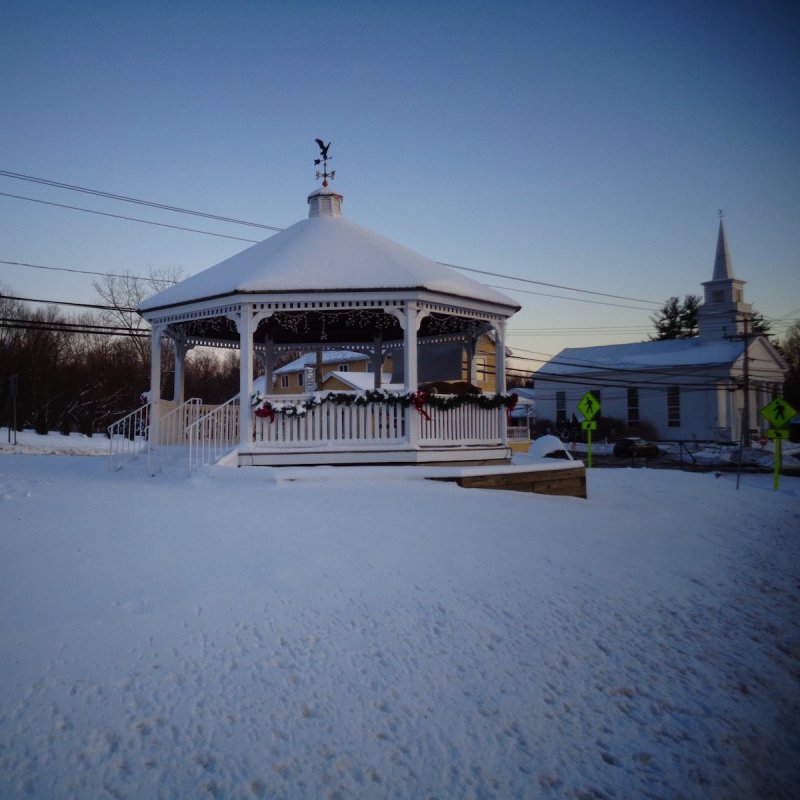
[139,187,520,313]
[536,338,745,376]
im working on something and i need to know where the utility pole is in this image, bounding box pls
[725,312,756,449]
[741,314,751,448]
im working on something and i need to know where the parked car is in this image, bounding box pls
[613,437,660,458]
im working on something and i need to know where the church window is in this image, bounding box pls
[556,391,566,427]
[712,289,724,303]
[627,388,639,427]
[667,386,680,427]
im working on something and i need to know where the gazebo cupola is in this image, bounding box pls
[137,142,521,467]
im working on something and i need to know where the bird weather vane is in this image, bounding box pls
[314,138,335,186]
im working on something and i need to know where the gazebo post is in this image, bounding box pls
[236,304,255,449]
[494,319,507,443]
[372,333,383,389]
[403,301,421,445]
[466,335,477,385]
[173,334,189,406]
[149,323,165,444]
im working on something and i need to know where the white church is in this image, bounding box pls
[534,220,787,443]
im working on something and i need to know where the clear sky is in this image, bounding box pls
[1,0,798,373]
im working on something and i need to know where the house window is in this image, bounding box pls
[667,386,680,427]
[556,391,566,427]
[297,372,304,387]
[337,364,349,372]
[627,388,639,427]
[280,375,289,389]
[476,355,488,382]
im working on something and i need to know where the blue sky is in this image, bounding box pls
[1,0,798,368]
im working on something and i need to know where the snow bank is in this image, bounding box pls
[0,452,798,798]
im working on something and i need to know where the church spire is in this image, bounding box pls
[712,212,734,281]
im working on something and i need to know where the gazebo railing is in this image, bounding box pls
[253,394,503,450]
[187,395,240,472]
[256,399,406,447]
[416,403,502,446]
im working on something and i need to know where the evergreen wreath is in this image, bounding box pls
[251,389,518,420]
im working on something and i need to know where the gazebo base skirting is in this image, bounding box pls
[237,444,511,468]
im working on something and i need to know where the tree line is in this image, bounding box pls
[1,272,239,436]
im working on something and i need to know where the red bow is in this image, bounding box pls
[254,403,275,423]
[412,391,431,421]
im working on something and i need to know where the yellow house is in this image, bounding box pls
[271,350,394,395]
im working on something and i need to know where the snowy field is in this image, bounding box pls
[1,430,799,799]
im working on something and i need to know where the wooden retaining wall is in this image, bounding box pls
[433,465,587,498]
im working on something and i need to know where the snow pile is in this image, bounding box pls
[1,449,798,798]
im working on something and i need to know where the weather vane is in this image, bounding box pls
[314,138,335,186]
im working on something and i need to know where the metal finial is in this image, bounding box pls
[718,208,724,220]
[314,138,335,187]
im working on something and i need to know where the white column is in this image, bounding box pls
[237,305,255,450]
[373,334,383,389]
[173,337,189,406]
[494,319,507,394]
[149,323,164,444]
[494,320,507,444]
[263,336,275,396]
[403,302,421,447]
[404,301,419,391]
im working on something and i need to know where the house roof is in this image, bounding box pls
[324,371,400,392]
[536,338,747,376]
[274,349,369,375]
[139,187,520,313]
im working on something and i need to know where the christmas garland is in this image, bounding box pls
[251,389,518,421]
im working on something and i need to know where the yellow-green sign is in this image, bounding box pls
[581,420,597,430]
[577,391,600,421]
[766,428,790,440]
[760,396,796,428]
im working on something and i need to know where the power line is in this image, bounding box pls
[0,169,282,231]
[487,283,655,311]
[440,262,661,305]
[0,192,261,243]
[0,293,136,313]
[0,258,179,284]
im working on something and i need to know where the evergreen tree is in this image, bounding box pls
[650,295,699,340]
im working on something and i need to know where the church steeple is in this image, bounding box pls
[712,216,735,281]
[697,214,751,340]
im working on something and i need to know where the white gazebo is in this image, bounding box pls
[136,180,521,468]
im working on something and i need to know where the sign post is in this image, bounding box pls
[760,396,796,491]
[577,392,600,469]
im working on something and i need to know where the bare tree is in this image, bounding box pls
[93,266,184,393]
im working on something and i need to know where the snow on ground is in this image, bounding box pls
[1,432,799,799]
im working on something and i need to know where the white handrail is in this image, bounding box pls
[107,402,151,470]
[149,398,204,473]
[187,395,240,473]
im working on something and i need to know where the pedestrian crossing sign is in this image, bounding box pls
[760,396,796,429]
[577,391,600,421]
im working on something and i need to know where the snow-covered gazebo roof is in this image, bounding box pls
[139,187,519,316]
